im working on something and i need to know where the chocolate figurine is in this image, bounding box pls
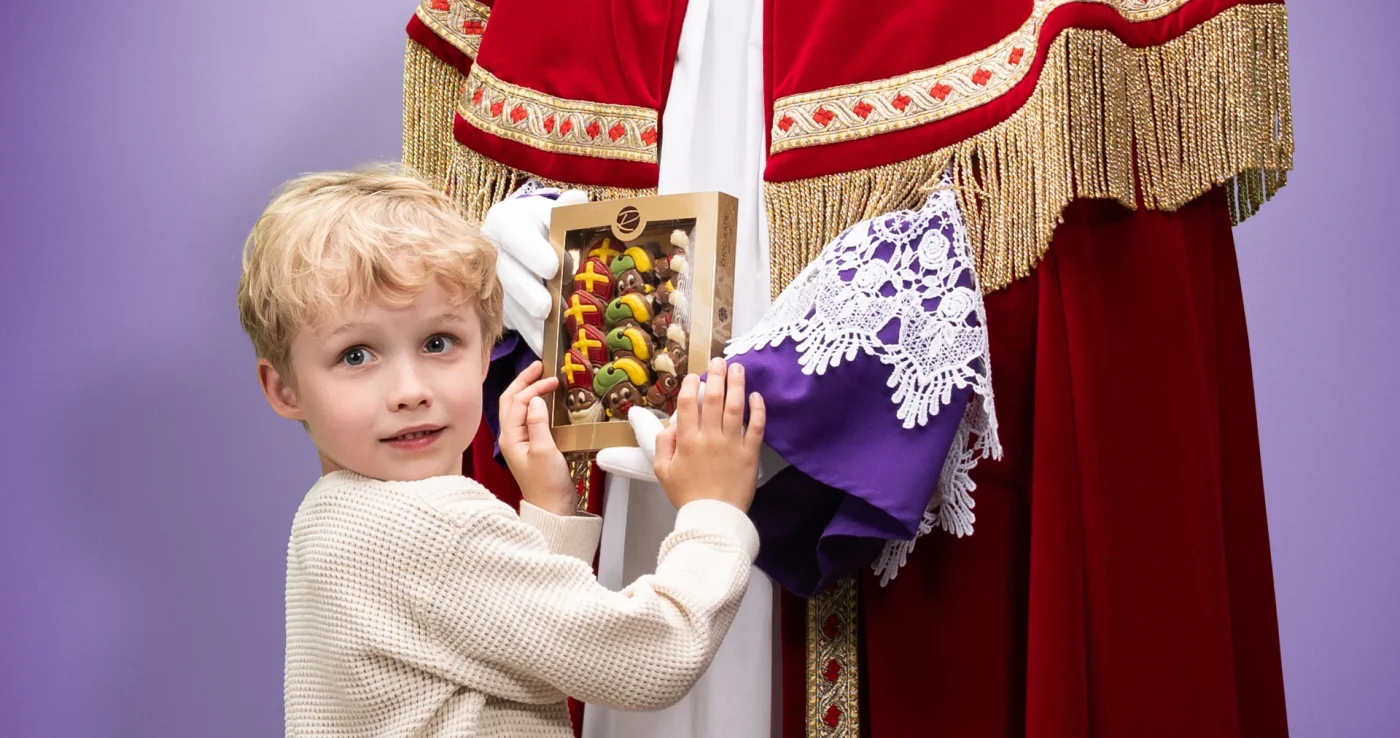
[565,386,604,424]
[562,290,607,333]
[572,257,615,301]
[586,234,622,265]
[570,324,609,366]
[646,371,681,414]
[606,325,655,362]
[650,308,672,337]
[665,323,689,368]
[593,357,652,420]
[669,229,691,277]
[605,293,654,330]
[560,348,595,389]
[654,278,674,308]
[610,245,657,296]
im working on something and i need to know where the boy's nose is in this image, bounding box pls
[387,366,432,410]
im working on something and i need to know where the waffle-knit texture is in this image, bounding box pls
[285,471,759,737]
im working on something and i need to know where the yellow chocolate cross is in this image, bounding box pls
[589,237,621,264]
[573,328,604,355]
[563,294,598,326]
[574,260,610,293]
[562,351,589,385]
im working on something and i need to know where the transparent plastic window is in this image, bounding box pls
[557,221,696,425]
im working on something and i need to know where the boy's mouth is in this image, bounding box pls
[382,425,446,449]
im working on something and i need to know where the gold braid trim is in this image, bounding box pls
[807,578,861,738]
[766,3,1293,298]
[403,40,468,195]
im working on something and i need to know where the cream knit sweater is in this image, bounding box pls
[284,471,759,737]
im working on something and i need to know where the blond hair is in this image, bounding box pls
[238,165,503,373]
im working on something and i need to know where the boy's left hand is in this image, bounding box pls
[498,361,576,516]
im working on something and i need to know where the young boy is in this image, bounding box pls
[237,167,766,737]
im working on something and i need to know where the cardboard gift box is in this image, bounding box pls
[541,192,738,452]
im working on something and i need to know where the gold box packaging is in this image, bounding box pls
[542,192,738,452]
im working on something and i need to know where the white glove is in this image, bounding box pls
[595,385,791,486]
[480,189,590,356]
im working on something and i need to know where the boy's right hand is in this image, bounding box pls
[654,358,767,513]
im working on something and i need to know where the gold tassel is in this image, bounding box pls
[450,145,658,223]
[403,40,467,195]
[403,41,656,223]
[766,4,1294,297]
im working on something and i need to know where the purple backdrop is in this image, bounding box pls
[0,2,1393,736]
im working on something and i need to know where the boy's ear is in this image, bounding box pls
[258,359,305,421]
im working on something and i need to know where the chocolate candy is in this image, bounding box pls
[594,357,651,395]
[665,323,689,368]
[606,325,654,361]
[651,308,672,337]
[562,290,607,333]
[615,267,654,297]
[572,257,615,301]
[606,293,653,329]
[602,381,642,420]
[587,234,623,265]
[654,278,676,308]
[566,386,604,424]
[570,324,609,366]
[646,371,680,414]
[669,230,691,277]
[594,357,652,420]
[561,348,595,390]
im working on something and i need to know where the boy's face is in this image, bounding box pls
[260,282,487,482]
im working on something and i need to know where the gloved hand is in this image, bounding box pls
[480,188,590,356]
[595,382,791,487]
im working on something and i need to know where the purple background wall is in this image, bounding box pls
[0,2,1393,736]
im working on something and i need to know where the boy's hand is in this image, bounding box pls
[498,361,576,516]
[654,358,767,513]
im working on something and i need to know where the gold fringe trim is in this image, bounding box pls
[403,40,468,195]
[449,145,657,223]
[766,3,1293,298]
[404,42,653,221]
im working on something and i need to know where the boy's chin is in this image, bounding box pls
[326,449,467,483]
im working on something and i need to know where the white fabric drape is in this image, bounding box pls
[581,0,777,736]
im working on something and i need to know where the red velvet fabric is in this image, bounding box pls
[781,192,1289,737]
[451,0,689,189]
[763,0,1280,182]
[406,11,478,75]
[461,419,608,738]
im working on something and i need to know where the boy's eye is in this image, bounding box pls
[341,347,371,367]
[425,334,457,354]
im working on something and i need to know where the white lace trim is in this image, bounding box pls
[726,178,1001,584]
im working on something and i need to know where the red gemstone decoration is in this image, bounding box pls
[930,83,953,101]
[608,123,626,142]
[543,115,556,133]
[463,20,484,35]
[812,107,835,127]
[823,705,842,728]
[640,127,658,145]
[1009,47,1025,65]
[471,88,483,106]
[489,100,504,117]
[823,659,842,683]
[892,93,912,112]
[971,68,992,86]
[852,100,874,119]
[586,121,602,139]
[509,105,528,123]
[431,0,450,11]
[560,119,574,136]
[823,614,839,639]
[777,114,795,132]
